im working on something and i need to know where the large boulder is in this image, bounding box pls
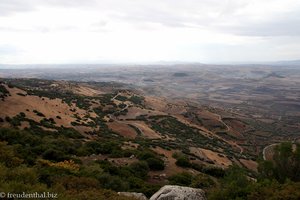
[150,185,206,200]
[118,192,148,200]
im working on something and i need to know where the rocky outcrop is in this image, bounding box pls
[149,185,207,200]
[118,185,207,200]
[118,192,148,200]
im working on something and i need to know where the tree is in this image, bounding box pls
[259,142,300,183]
[209,165,252,200]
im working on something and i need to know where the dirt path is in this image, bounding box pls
[109,93,244,154]
[263,143,278,160]
[108,93,149,137]
[111,93,119,101]
[215,113,230,131]
[174,115,244,154]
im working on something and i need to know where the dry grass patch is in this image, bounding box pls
[151,147,185,177]
[108,121,137,139]
[240,159,258,172]
[72,85,103,96]
[0,86,95,133]
[191,147,232,168]
[126,121,162,139]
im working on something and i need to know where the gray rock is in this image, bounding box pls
[150,185,206,200]
[118,192,148,200]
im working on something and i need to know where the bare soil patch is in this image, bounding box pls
[240,159,258,172]
[73,85,103,96]
[108,121,137,139]
[0,86,95,133]
[119,107,165,120]
[191,147,232,168]
[151,147,185,177]
[125,121,162,139]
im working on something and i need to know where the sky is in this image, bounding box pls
[0,0,300,64]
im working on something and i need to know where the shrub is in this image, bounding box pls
[42,149,69,162]
[56,176,99,191]
[129,161,149,179]
[33,110,45,117]
[146,157,165,171]
[191,173,216,189]
[202,166,225,178]
[168,172,193,186]
[5,116,11,122]
[0,141,23,167]
[175,155,191,168]
[115,95,128,101]
[258,142,300,183]
[176,157,190,167]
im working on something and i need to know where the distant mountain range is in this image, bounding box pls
[270,60,300,66]
[0,59,300,69]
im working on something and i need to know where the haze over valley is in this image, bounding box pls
[1,0,300,199]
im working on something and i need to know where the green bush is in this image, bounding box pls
[173,153,191,168]
[129,96,144,105]
[115,95,128,101]
[42,149,69,162]
[129,161,149,179]
[258,142,300,183]
[146,157,165,171]
[168,172,193,186]
[0,141,23,167]
[191,173,216,189]
[176,157,191,168]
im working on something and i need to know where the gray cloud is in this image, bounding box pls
[104,0,234,28]
[2,0,299,37]
[0,0,34,16]
[0,0,300,63]
[217,11,300,37]
[0,0,96,16]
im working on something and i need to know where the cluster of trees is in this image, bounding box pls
[128,95,144,105]
[164,142,300,200]
[137,151,165,171]
[0,84,9,99]
[0,141,135,200]
[1,126,300,199]
[258,142,300,183]
[172,152,225,178]
[209,142,300,200]
[168,172,216,189]
[149,116,233,156]
[0,127,166,198]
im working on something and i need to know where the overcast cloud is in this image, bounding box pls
[0,0,299,64]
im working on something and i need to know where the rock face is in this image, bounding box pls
[118,192,148,200]
[150,185,207,200]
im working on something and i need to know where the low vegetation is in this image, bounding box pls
[1,79,299,199]
[208,142,300,200]
[0,84,10,99]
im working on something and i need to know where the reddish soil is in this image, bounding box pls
[191,147,232,168]
[125,121,162,139]
[108,121,137,139]
[240,159,258,172]
[0,85,96,133]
